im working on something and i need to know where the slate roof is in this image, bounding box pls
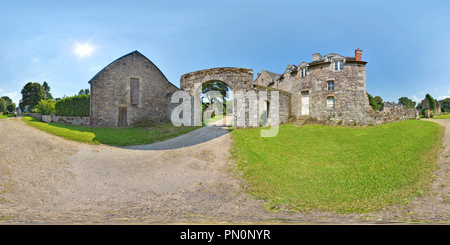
[88,50,178,89]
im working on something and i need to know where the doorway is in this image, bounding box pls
[118,107,128,127]
[301,91,309,116]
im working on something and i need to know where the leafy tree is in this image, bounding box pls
[0,98,6,113]
[6,103,16,113]
[20,82,47,109]
[78,89,90,95]
[398,97,416,108]
[201,81,230,106]
[439,98,450,112]
[416,101,423,110]
[367,93,383,111]
[1,96,12,105]
[42,81,53,100]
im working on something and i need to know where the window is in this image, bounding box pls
[327,97,335,108]
[130,78,139,105]
[334,61,343,71]
[301,67,307,77]
[327,81,334,91]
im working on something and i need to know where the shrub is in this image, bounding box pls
[55,94,90,117]
[36,99,56,115]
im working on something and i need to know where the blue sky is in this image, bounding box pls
[1,0,450,105]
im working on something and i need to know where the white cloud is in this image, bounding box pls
[412,95,420,102]
[1,91,20,104]
[438,95,450,100]
[32,57,40,63]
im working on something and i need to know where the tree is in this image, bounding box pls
[439,98,450,112]
[201,81,229,106]
[78,89,90,95]
[6,103,16,113]
[1,96,12,105]
[398,97,416,109]
[20,82,47,109]
[0,98,6,113]
[367,93,383,111]
[42,81,53,100]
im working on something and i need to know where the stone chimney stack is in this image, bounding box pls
[312,53,322,61]
[355,48,362,61]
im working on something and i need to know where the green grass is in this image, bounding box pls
[433,115,450,119]
[0,114,15,119]
[22,116,200,146]
[230,120,444,213]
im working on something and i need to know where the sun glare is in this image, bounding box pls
[75,43,94,57]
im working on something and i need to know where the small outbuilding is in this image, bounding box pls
[88,51,178,127]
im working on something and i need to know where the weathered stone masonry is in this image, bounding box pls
[85,49,417,129]
[89,51,178,127]
[255,49,418,125]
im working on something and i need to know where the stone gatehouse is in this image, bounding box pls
[87,49,417,128]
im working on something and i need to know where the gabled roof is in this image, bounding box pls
[298,61,309,68]
[263,70,281,80]
[88,50,178,89]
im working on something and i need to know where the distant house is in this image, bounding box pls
[88,51,178,127]
[253,69,281,87]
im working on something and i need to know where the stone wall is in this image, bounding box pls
[89,51,178,127]
[28,113,41,121]
[51,115,91,126]
[28,113,91,126]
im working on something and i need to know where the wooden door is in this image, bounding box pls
[118,107,128,127]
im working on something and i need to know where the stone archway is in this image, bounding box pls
[180,67,254,127]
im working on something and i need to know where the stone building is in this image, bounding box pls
[253,49,370,125]
[87,49,416,129]
[89,51,178,127]
[253,48,417,125]
[421,95,441,116]
[253,69,281,87]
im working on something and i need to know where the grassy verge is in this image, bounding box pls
[22,116,200,146]
[230,120,444,213]
[0,114,15,119]
[433,115,450,119]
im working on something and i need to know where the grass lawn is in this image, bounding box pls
[230,120,444,213]
[0,114,15,119]
[433,115,450,119]
[22,115,200,146]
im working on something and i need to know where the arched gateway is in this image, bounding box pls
[180,67,254,95]
[179,67,254,127]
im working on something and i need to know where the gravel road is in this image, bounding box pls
[0,117,449,224]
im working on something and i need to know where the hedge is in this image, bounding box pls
[55,94,90,117]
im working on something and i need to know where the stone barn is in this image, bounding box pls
[89,51,178,127]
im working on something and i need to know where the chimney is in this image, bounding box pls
[355,48,362,61]
[312,53,322,61]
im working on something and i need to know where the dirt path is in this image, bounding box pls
[0,117,449,224]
